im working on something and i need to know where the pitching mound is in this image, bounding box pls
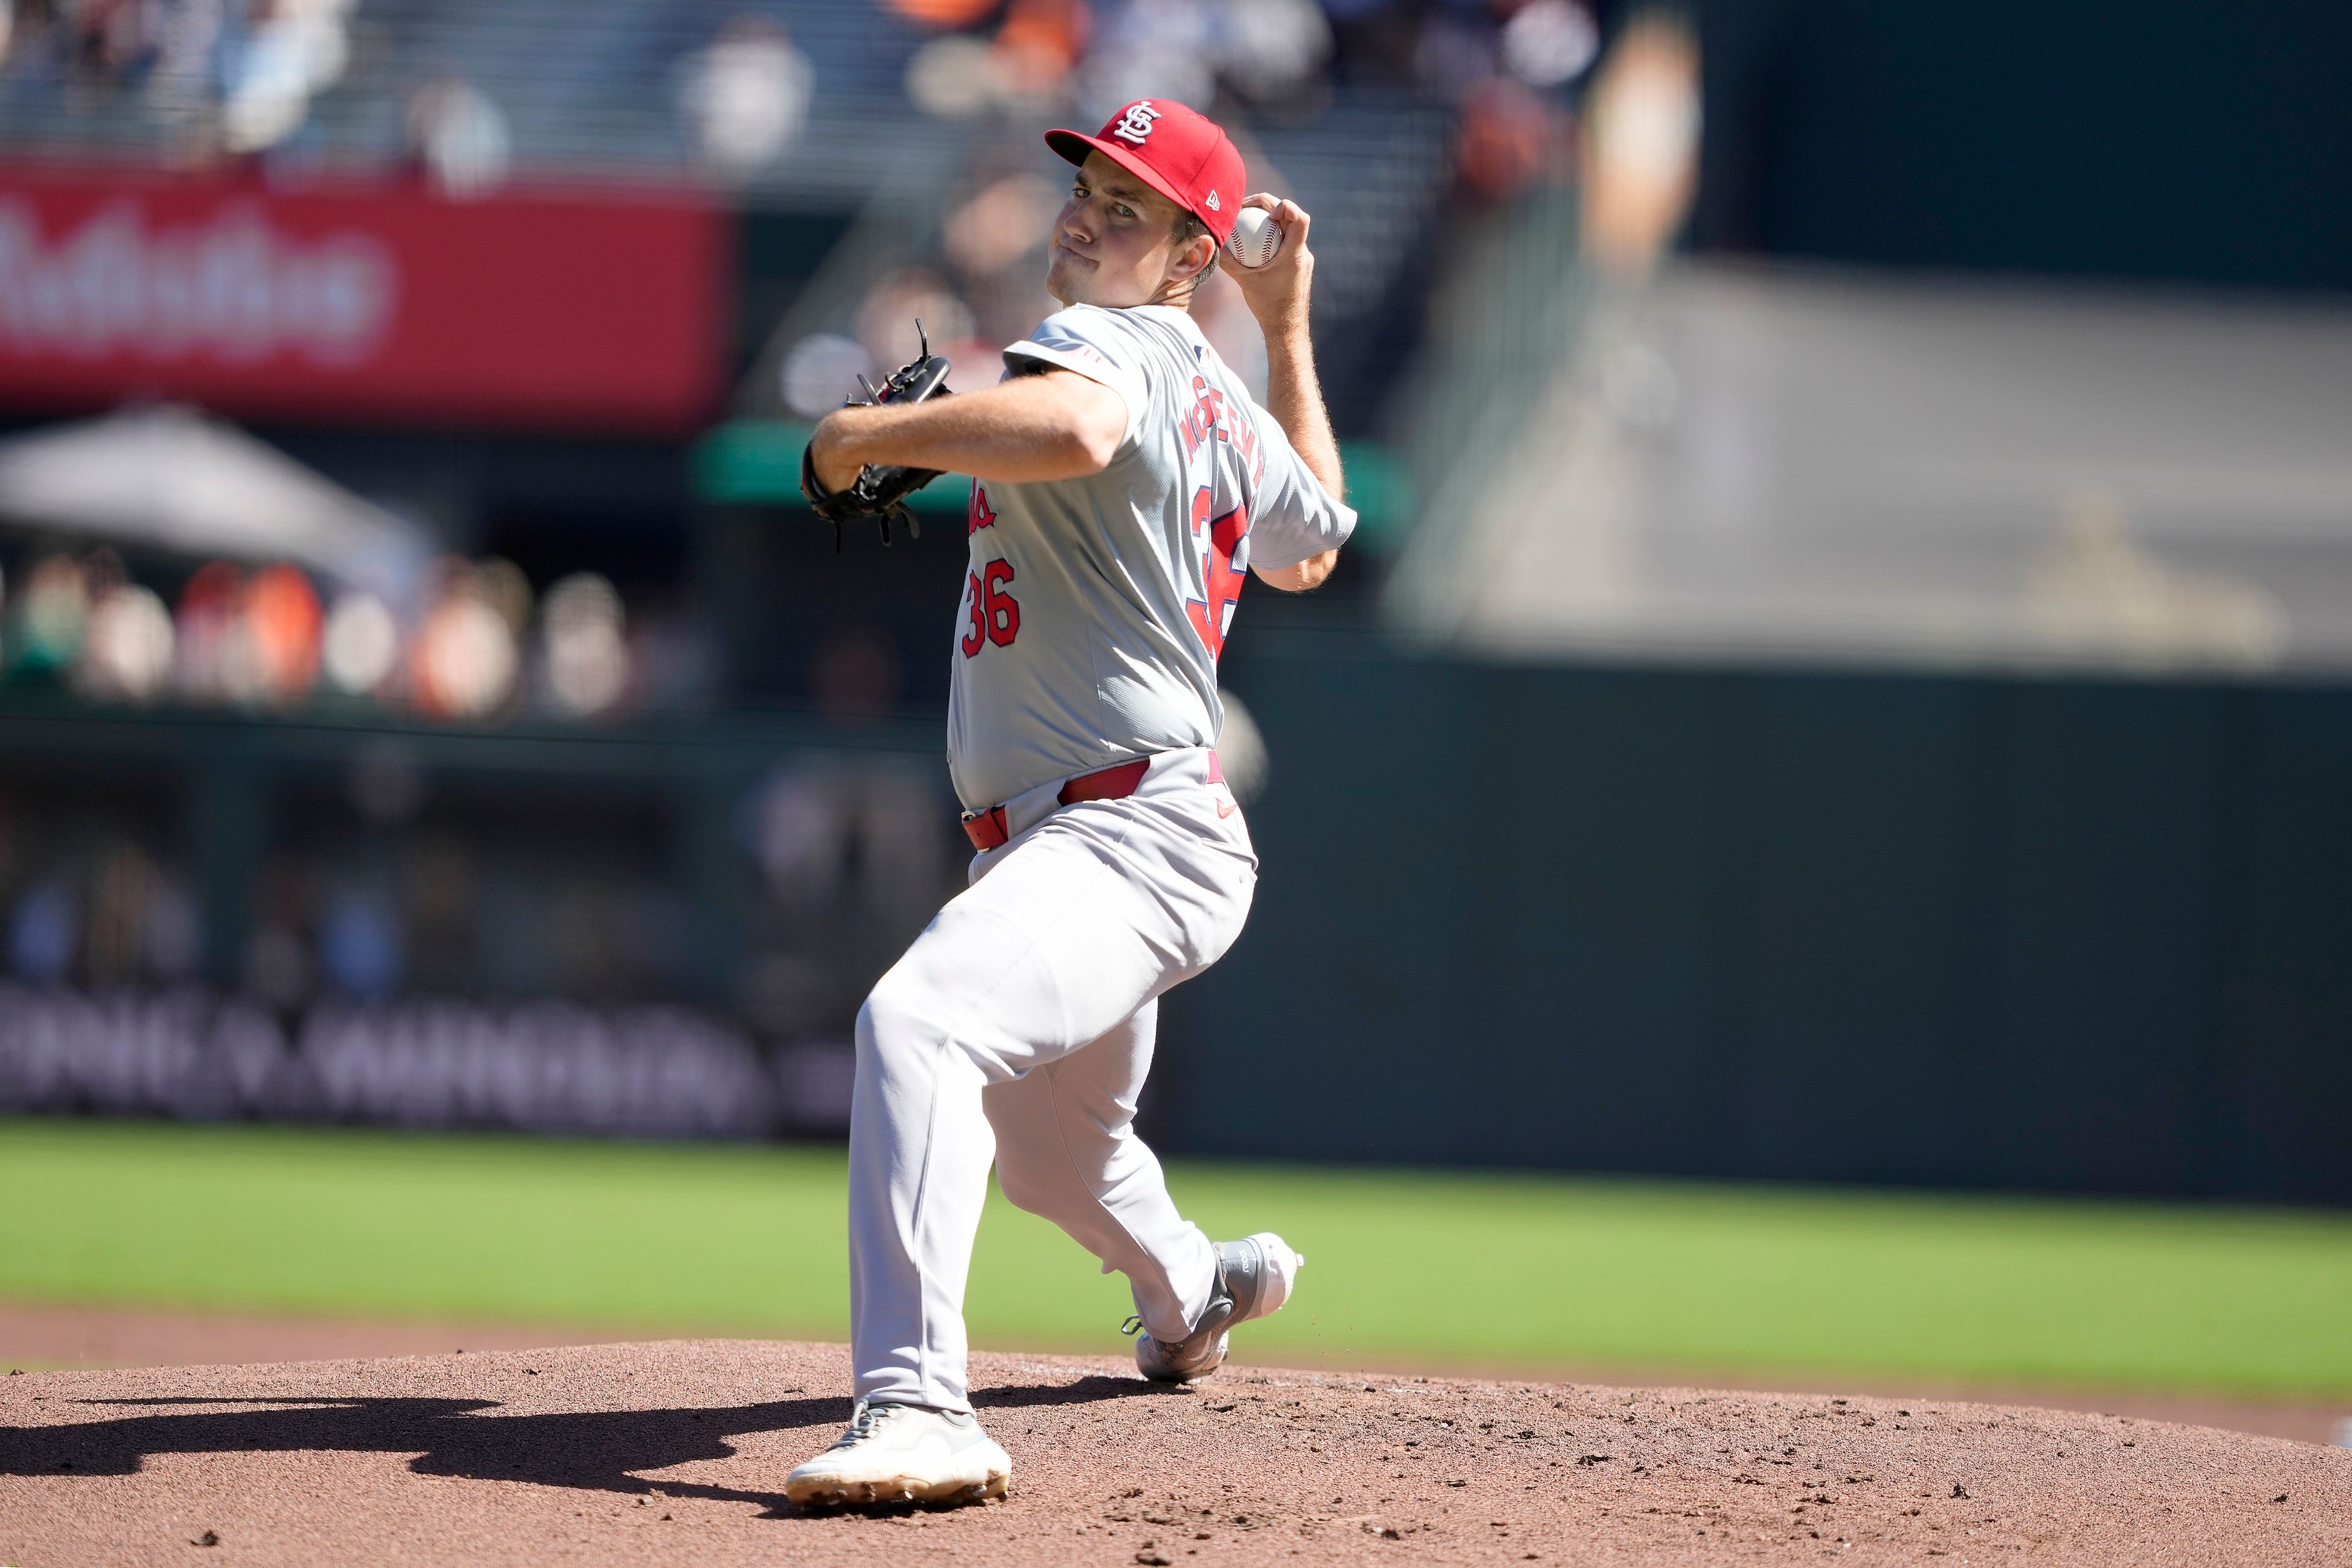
[2,1341,2344,1566]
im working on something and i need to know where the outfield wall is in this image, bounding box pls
[1166,626,2352,1204]
[7,627,2347,1204]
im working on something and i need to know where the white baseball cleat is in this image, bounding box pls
[1129,1232,1303,1384]
[783,1400,1011,1508]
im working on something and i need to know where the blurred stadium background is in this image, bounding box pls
[0,0,2348,1417]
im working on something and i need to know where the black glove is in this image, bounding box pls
[801,323,954,548]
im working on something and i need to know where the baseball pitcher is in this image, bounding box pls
[785,98,1355,1509]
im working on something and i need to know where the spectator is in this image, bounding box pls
[75,581,175,703]
[993,0,1089,100]
[942,171,1060,277]
[1417,1,1509,102]
[1080,0,1215,119]
[1579,12,1702,274]
[679,15,813,181]
[318,886,404,1000]
[408,559,519,720]
[537,571,631,718]
[172,559,243,701]
[887,0,997,24]
[9,554,90,679]
[220,0,353,154]
[854,266,975,371]
[1500,0,1599,89]
[145,0,226,142]
[1216,0,1330,104]
[320,589,401,698]
[10,878,78,986]
[406,74,511,196]
[810,622,900,726]
[1454,73,1560,203]
[64,0,162,88]
[780,333,878,420]
[86,837,162,986]
[238,562,322,706]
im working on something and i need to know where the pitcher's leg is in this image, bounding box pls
[984,998,1218,1343]
[845,818,1220,1412]
[848,985,997,1412]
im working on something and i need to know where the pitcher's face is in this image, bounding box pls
[1046,152,1207,308]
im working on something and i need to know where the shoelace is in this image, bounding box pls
[1120,1295,1235,1346]
[831,1400,909,1449]
[1120,1248,1241,1343]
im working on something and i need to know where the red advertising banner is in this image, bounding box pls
[0,165,728,433]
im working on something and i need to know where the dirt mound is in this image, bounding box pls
[2,1340,2344,1566]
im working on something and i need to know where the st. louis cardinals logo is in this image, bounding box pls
[1110,101,1162,145]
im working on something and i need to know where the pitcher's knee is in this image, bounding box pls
[854,973,933,1080]
[856,968,992,1090]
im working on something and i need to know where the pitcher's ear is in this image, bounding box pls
[1174,230,1218,282]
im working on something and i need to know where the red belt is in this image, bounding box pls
[960,758,1153,851]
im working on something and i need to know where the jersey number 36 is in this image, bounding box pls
[961,560,1020,658]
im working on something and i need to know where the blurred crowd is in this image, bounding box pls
[886,0,1600,153]
[0,602,957,1057]
[0,0,357,154]
[1,547,711,722]
[0,792,699,1009]
[0,0,1609,198]
[0,761,949,1019]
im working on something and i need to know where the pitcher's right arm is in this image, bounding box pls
[1226,196,1344,593]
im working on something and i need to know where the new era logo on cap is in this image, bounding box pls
[1046,99,1247,246]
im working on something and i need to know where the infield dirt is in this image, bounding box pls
[3,1339,2346,1567]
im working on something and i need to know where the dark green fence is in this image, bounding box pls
[10,631,2350,1202]
[1169,627,2352,1202]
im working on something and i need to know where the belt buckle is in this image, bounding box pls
[959,802,1011,851]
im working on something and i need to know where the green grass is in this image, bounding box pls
[4,1118,2350,1400]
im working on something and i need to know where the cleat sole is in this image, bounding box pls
[786,1466,1009,1510]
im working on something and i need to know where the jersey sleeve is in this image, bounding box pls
[1243,405,1358,570]
[1002,306,1151,450]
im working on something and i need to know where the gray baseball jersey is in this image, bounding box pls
[945,303,1355,810]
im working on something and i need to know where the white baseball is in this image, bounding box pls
[1224,207,1283,270]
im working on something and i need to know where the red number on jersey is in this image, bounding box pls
[962,559,1020,658]
[981,559,1020,647]
[960,570,986,657]
[1183,486,1250,662]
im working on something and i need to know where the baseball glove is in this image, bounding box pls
[801,322,954,548]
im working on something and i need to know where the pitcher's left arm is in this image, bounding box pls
[810,370,1131,491]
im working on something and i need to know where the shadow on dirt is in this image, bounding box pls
[0,1372,1171,1517]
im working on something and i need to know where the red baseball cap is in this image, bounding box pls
[1046,99,1246,246]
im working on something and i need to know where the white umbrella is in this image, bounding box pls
[0,405,429,601]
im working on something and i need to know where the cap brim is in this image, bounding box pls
[1045,128,1210,233]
